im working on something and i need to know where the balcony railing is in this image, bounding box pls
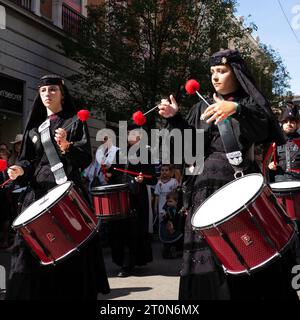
[62,3,86,36]
[10,0,32,12]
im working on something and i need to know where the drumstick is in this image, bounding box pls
[101,164,108,180]
[272,143,277,168]
[113,167,152,179]
[0,178,12,188]
[262,143,274,176]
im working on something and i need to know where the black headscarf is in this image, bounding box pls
[24,74,77,131]
[210,49,285,145]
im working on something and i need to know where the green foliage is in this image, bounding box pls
[61,0,290,122]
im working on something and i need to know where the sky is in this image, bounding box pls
[236,0,300,95]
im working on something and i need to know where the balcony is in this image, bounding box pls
[10,0,32,12]
[62,3,86,36]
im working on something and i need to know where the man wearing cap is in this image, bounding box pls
[268,106,300,181]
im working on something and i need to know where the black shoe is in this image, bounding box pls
[117,267,131,278]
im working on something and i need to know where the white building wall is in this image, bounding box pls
[0,0,104,148]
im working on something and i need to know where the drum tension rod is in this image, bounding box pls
[23,226,53,262]
[245,206,279,255]
[214,224,251,275]
[268,193,294,225]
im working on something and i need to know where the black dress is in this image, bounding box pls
[6,111,110,300]
[167,93,299,300]
[107,148,157,269]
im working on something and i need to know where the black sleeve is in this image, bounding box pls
[165,102,212,164]
[232,96,270,144]
[62,121,92,171]
[15,129,39,185]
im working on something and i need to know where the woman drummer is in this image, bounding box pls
[6,74,110,300]
[158,49,298,300]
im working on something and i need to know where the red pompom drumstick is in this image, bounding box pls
[132,79,208,126]
[0,159,7,171]
[63,109,91,131]
[185,79,210,106]
[77,109,90,122]
[132,103,162,126]
[132,111,147,126]
[0,160,12,188]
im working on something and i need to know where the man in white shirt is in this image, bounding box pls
[154,164,179,222]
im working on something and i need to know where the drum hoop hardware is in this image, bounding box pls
[234,170,244,179]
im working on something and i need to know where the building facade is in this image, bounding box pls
[0,0,105,150]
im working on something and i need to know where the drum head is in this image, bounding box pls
[13,181,72,227]
[192,174,264,229]
[91,183,128,193]
[270,181,300,192]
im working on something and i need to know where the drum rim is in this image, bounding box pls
[222,231,296,275]
[270,181,300,193]
[91,183,129,194]
[12,181,74,228]
[191,173,265,230]
[39,219,101,266]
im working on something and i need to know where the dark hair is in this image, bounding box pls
[166,191,179,202]
[161,164,174,170]
[0,143,9,149]
[25,75,77,131]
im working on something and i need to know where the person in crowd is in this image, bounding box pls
[154,164,179,223]
[268,107,300,182]
[6,74,110,300]
[8,134,23,166]
[106,123,157,277]
[158,49,298,300]
[159,191,185,259]
[0,148,11,248]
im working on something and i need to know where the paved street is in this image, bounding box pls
[1,238,300,301]
[98,239,181,300]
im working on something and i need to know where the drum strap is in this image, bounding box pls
[38,119,68,185]
[285,142,291,172]
[217,119,254,177]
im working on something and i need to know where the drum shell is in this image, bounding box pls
[91,184,130,220]
[12,183,99,266]
[193,181,295,275]
[271,186,300,221]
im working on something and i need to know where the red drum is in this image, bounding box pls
[191,174,295,275]
[91,183,131,220]
[12,181,99,266]
[270,181,300,221]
